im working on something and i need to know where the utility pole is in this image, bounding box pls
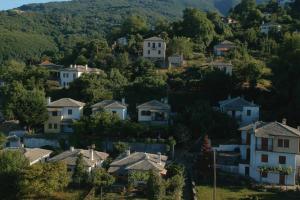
[213,149,217,200]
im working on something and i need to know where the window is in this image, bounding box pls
[148,50,150,55]
[261,138,269,150]
[158,50,161,55]
[284,139,289,148]
[279,156,286,164]
[247,110,251,116]
[148,42,150,47]
[261,154,268,163]
[53,123,58,129]
[141,110,151,116]
[261,171,268,178]
[278,139,283,147]
[66,73,69,78]
[68,109,72,115]
[48,123,52,129]
[152,43,156,48]
[158,42,161,47]
[52,111,58,116]
[73,73,76,79]
[112,111,117,114]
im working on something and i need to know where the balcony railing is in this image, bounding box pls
[256,145,273,151]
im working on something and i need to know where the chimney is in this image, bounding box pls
[46,97,51,105]
[228,95,231,100]
[297,126,300,132]
[70,64,73,68]
[70,146,74,152]
[125,149,130,156]
[145,153,149,159]
[158,152,162,165]
[85,64,88,71]
[90,144,95,161]
[122,98,126,105]
[74,64,77,69]
[282,118,287,125]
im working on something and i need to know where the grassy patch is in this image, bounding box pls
[196,184,300,200]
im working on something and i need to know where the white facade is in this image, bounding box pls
[168,55,185,67]
[237,122,300,185]
[260,23,282,34]
[210,62,233,76]
[219,97,259,126]
[91,100,128,120]
[137,100,170,125]
[59,64,101,88]
[143,37,166,60]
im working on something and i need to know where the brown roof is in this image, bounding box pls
[47,98,85,108]
[108,152,168,175]
[48,149,109,167]
[239,121,300,138]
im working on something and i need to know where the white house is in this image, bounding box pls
[238,120,300,185]
[48,146,109,173]
[137,100,170,125]
[278,0,295,7]
[168,54,186,68]
[143,37,166,61]
[59,64,102,88]
[260,22,282,34]
[209,61,233,76]
[219,96,259,126]
[91,99,128,120]
[44,98,85,134]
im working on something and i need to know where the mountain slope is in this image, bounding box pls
[0,0,244,63]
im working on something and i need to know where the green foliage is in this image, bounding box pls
[113,141,129,155]
[72,154,89,186]
[89,168,115,189]
[166,174,185,200]
[147,170,166,200]
[168,37,193,58]
[0,150,29,199]
[258,165,293,175]
[174,8,216,51]
[0,132,6,149]
[128,171,150,186]
[20,162,71,197]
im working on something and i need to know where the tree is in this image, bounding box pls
[166,163,185,178]
[168,137,176,160]
[147,170,165,200]
[166,174,185,200]
[72,154,88,186]
[20,162,70,197]
[89,168,115,198]
[12,89,48,132]
[174,8,215,49]
[199,135,213,181]
[168,37,193,58]
[113,141,129,155]
[0,150,29,199]
[0,132,6,149]
[121,15,149,35]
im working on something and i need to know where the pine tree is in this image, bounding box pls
[72,154,88,187]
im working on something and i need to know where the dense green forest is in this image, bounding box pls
[0,0,245,64]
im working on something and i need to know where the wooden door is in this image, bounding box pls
[279,174,285,185]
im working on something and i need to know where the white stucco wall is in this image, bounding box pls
[143,40,166,59]
[60,70,83,87]
[241,106,259,126]
[61,107,83,120]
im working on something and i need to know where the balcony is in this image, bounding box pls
[256,145,273,152]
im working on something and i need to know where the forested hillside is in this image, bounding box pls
[0,0,244,64]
